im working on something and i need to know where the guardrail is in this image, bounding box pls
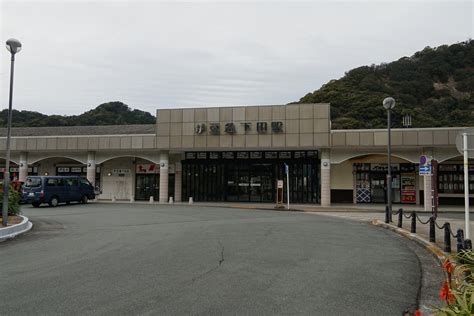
[386,206,472,253]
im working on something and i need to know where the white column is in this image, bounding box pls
[415,173,420,206]
[174,162,182,202]
[321,149,331,207]
[352,172,357,204]
[87,152,96,187]
[422,149,433,212]
[423,172,432,212]
[159,151,169,204]
[18,152,28,183]
[131,161,136,202]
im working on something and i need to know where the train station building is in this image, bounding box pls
[1,103,472,210]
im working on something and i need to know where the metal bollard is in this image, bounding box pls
[456,229,464,253]
[385,205,390,224]
[464,239,472,251]
[444,223,451,253]
[398,208,403,228]
[411,211,416,234]
[429,217,436,243]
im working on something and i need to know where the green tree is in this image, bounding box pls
[296,40,474,129]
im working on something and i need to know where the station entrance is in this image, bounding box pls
[182,151,320,203]
[135,174,175,201]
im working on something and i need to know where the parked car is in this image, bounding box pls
[22,176,95,207]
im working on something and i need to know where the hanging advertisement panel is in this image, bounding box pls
[401,174,416,204]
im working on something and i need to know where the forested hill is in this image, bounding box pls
[0,102,156,127]
[298,40,474,129]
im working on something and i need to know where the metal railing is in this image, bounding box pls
[386,206,472,253]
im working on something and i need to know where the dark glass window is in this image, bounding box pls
[182,151,319,203]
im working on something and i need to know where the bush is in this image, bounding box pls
[436,251,474,315]
[0,184,21,216]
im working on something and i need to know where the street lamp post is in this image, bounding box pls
[2,38,22,227]
[383,97,396,223]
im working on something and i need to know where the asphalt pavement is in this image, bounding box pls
[1,203,423,315]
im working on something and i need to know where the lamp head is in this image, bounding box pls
[383,97,396,110]
[6,38,22,54]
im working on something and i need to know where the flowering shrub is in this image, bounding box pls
[436,251,474,315]
[0,184,21,216]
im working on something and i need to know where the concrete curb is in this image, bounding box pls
[0,215,33,242]
[372,219,447,263]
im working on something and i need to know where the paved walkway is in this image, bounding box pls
[310,212,468,254]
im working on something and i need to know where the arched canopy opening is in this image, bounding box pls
[0,158,21,181]
[97,155,160,165]
[337,153,413,165]
[99,156,174,202]
[336,154,418,205]
[438,155,474,163]
[32,157,89,177]
[0,157,19,165]
[29,156,85,165]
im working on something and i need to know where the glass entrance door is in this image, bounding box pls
[370,173,401,204]
[250,163,274,202]
[371,174,386,203]
[238,172,250,201]
[135,175,159,201]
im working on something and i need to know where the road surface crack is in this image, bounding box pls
[190,240,225,284]
[218,241,224,265]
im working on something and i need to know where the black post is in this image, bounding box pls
[385,205,390,224]
[429,217,436,243]
[431,159,439,219]
[411,211,416,234]
[457,229,464,253]
[387,108,392,222]
[444,223,451,253]
[2,53,15,226]
[383,97,395,223]
[464,239,472,251]
[397,208,403,228]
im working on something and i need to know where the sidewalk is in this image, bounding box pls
[309,211,467,255]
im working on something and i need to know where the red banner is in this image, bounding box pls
[401,190,416,203]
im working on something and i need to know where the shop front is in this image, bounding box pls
[0,165,38,181]
[134,163,175,201]
[437,162,474,204]
[182,151,319,203]
[354,163,417,204]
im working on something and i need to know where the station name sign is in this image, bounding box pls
[195,121,283,135]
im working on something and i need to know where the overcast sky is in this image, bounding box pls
[0,0,472,116]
